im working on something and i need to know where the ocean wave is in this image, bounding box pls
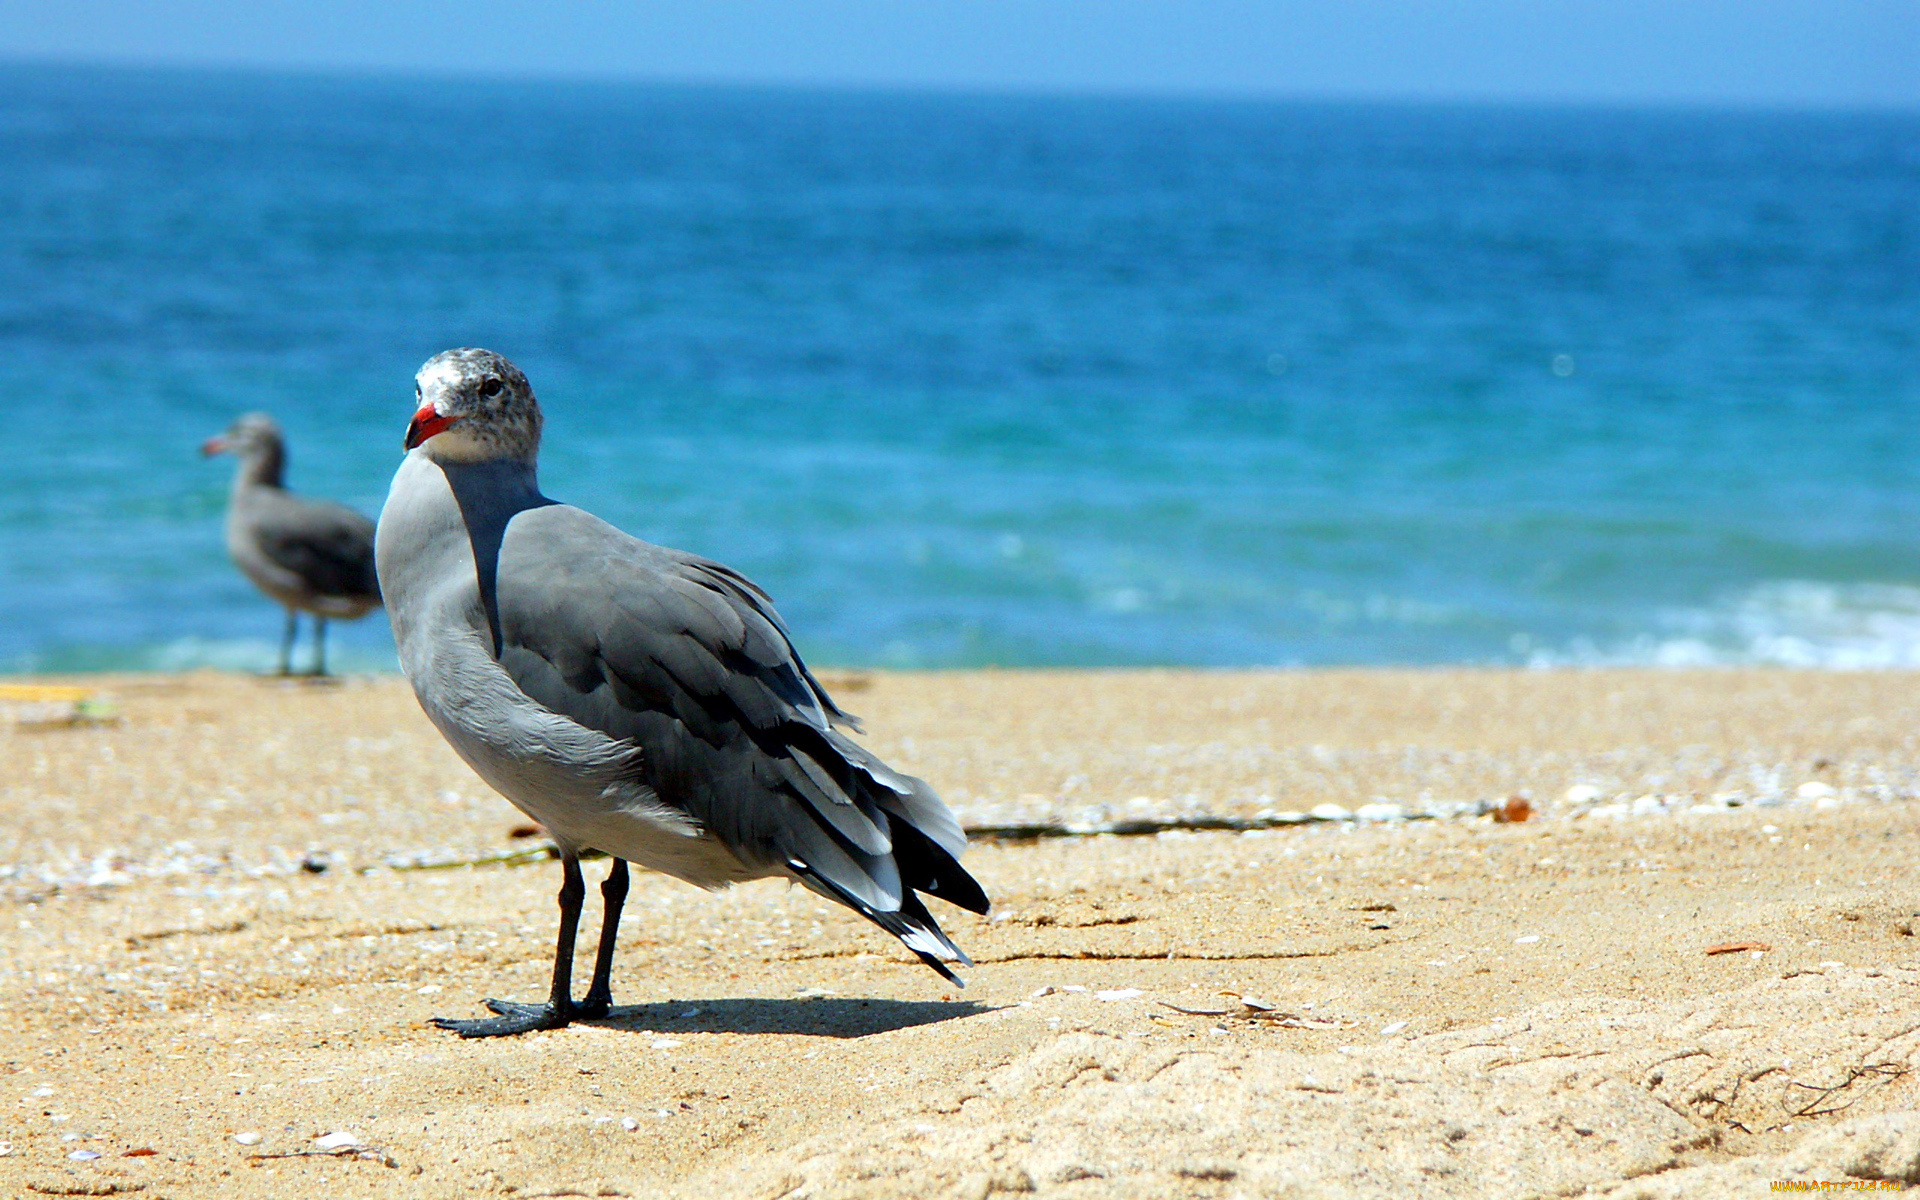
[15,636,399,675]
[1532,582,1920,669]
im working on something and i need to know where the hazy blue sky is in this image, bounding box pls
[1,1,1915,107]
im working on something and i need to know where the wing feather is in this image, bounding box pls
[250,493,381,601]
[488,505,983,975]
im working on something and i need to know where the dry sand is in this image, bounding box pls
[3,668,1920,1198]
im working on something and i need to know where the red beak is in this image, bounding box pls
[405,404,458,450]
[200,436,227,457]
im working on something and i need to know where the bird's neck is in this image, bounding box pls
[432,456,550,662]
[234,444,286,490]
[438,456,547,520]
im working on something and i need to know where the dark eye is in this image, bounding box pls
[478,377,503,398]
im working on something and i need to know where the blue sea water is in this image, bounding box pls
[0,63,1915,672]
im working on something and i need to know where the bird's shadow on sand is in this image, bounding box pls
[583,996,990,1039]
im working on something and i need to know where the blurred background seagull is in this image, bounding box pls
[202,413,382,676]
[375,348,989,1038]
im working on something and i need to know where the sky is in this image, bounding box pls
[0,0,1915,108]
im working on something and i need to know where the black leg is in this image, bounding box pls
[433,853,585,1038]
[278,610,297,676]
[310,616,329,677]
[578,859,629,1019]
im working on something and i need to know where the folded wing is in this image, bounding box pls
[489,504,986,980]
[250,492,381,603]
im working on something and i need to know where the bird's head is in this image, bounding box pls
[201,412,284,460]
[407,348,541,463]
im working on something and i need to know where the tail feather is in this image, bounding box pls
[826,729,967,859]
[772,720,987,985]
[889,821,989,915]
[787,857,971,986]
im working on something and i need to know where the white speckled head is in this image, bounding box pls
[408,348,542,463]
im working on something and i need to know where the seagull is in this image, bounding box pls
[375,349,988,1038]
[203,413,381,676]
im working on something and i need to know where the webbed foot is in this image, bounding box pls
[432,998,571,1038]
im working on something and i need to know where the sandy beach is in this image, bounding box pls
[4,667,1920,1197]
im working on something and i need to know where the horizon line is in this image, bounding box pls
[3,53,1916,118]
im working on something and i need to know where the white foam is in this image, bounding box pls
[132,636,398,674]
[1531,582,1920,669]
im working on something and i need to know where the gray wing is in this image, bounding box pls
[490,505,986,979]
[251,492,382,603]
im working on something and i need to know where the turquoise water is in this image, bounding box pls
[1,64,1915,671]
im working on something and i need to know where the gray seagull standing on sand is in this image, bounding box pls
[203,413,382,676]
[375,348,988,1038]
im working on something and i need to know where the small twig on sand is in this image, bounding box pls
[247,1147,398,1168]
[1704,941,1772,955]
[386,845,569,871]
[389,809,1436,872]
[967,812,1437,841]
[1159,998,1356,1029]
[1786,1062,1909,1117]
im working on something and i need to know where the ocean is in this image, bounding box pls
[0,64,1914,672]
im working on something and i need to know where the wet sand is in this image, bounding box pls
[4,668,1920,1198]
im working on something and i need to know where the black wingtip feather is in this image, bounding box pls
[889,822,991,916]
[788,859,973,985]
[914,950,965,987]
